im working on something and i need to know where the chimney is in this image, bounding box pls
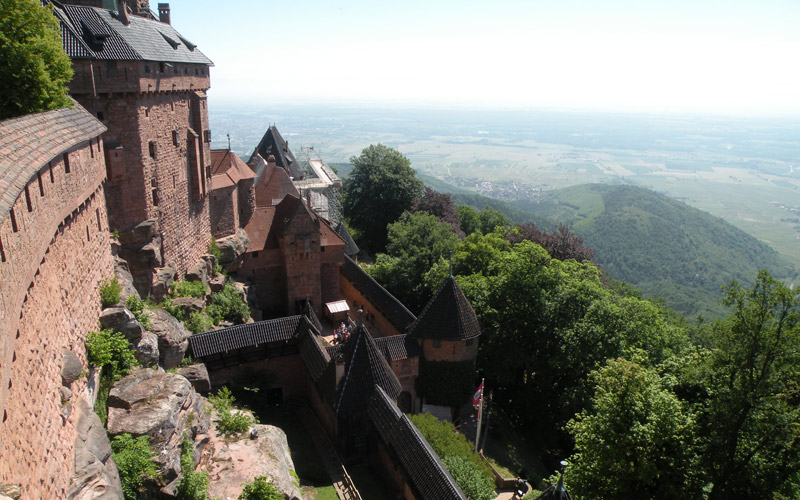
[158,3,170,24]
[118,0,130,25]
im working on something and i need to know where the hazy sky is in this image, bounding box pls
[163,0,800,115]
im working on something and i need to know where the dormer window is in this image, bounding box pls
[160,32,181,50]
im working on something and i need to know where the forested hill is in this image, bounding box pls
[522,184,796,317]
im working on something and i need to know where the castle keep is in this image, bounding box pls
[0,2,483,498]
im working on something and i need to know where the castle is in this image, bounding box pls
[0,2,481,498]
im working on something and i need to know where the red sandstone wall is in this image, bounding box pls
[208,354,308,401]
[420,338,479,362]
[280,213,322,316]
[72,60,213,275]
[0,140,113,498]
[210,185,238,238]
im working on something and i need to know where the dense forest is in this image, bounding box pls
[341,146,800,500]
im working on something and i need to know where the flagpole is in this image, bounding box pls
[474,378,484,454]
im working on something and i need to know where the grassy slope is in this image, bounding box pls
[530,184,796,318]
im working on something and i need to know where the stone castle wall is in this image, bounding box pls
[0,139,114,498]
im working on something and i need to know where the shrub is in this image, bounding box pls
[238,476,283,500]
[185,312,213,334]
[442,455,496,500]
[177,433,209,500]
[160,297,185,321]
[206,281,249,325]
[125,295,152,330]
[408,413,492,478]
[209,387,256,435]
[208,238,225,277]
[99,277,122,308]
[111,433,159,500]
[173,280,207,299]
[86,329,137,381]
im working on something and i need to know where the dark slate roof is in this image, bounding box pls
[375,334,421,361]
[325,344,343,359]
[298,326,331,382]
[340,256,416,332]
[408,275,481,341]
[334,221,359,257]
[334,323,401,417]
[368,387,467,500]
[189,315,305,358]
[52,2,213,64]
[302,299,323,334]
[249,125,303,180]
[0,100,106,226]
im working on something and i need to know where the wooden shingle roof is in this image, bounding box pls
[340,256,416,332]
[188,315,305,358]
[334,323,401,417]
[368,387,467,500]
[408,275,481,341]
[0,101,106,226]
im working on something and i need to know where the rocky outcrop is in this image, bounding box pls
[0,485,21,500]
[217,228,249,266]
[177,364,210,394]
[151,261,178,303]
[98,307,143,342]
[62,349,83,385]
[172,297,205,316]
[185,255,217,285]
[133,332,159,368]
[208,274,226,294]
[106,369,210,485]
[205,423,302,500]
[145,309,188,369]
[113,256,140,303]
[68,399,123,500]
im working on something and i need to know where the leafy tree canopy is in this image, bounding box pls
[410,187,463,236]
[342,144,424,251]
[0,0,73,119]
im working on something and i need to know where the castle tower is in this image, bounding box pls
[52,1,214,290]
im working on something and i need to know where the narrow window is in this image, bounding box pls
[159,62,165,73]
[183,65,187,75]
[204,130,211,143]
[10,209,18,232]
[96,208,102,231]
[0,236,6,262]
[63,153,70,173]
[37,172,44,196]
[170,101,174,111]
[151,179,158,206]
[172,130,179,146]
[145,107,149,117]
[24,186,32,212]
[89,139,94,158]
[144,63,151,73]
[49,162,54,183]
[86,225,90,241]
[97,111,104,121]
[149,141,157,158]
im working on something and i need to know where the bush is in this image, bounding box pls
[125,295,152,330]
[99,277,122,308]
[160,297,185,321]
[442,455,496,500]
[209,387,256,435]
[86,329,137,381]
[173,280,207,299]
[238,476,283,500]
[185,311,213,334]
[177,433,209,500]
[408,413,492,478]
[206,281,249,325]
[111,433,159,500]
[208,238,225,277]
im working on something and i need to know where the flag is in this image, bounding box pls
[472,381,483,410]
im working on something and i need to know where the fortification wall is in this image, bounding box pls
[210,184,238,238]
[0,140,113,498]
[339,276,403,338]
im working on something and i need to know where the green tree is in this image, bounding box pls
[342,144,423,251]
[477,206,510,234]
[368,211,459,312]
[702,271,800,499]
[0,0,73,119]
[238,476,283,500]
[111,434,159,500]
[458,206,481,236]
[564,357,702,500]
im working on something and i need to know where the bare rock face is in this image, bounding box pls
[217,228,249,265]
[151,261,178,303]
[106,369,210,484]
[206,423,302,500]
[177,364,210,394]
[185,255,217,285]
[146,309,188,369]
[113,256,140,303]
[208,274,226,294]
[133,332,159,367]
[62,349,83,385]
[99,307,143,342]
[172,297,205,317]
[68,399,123,500]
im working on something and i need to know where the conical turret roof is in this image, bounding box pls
[334,322,402,417]
[408,275,481,341]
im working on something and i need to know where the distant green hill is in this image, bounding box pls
[524,184,797,318]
